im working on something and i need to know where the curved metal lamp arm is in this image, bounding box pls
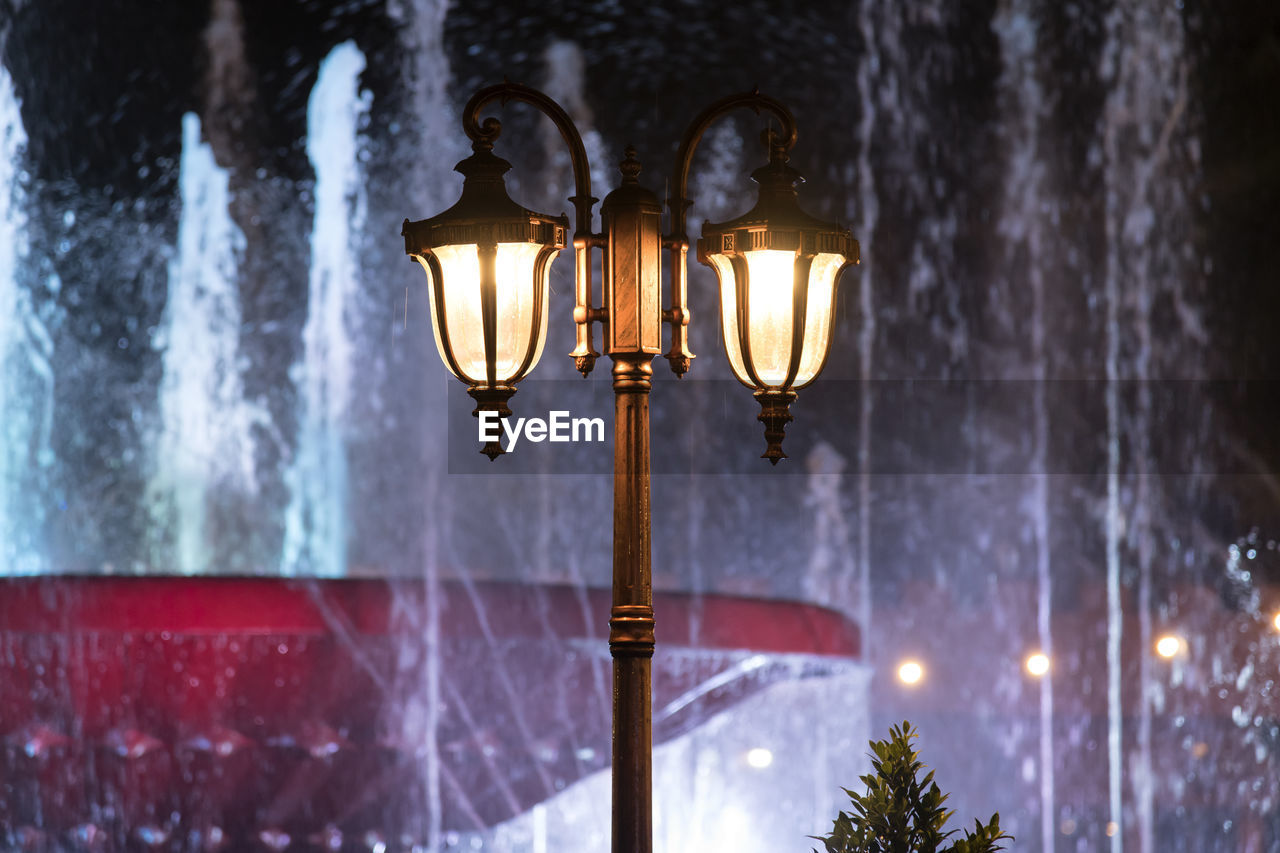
[464,82,603,375]
[464,82,597,236]
[661,89,799,377]
[668,88,797,243]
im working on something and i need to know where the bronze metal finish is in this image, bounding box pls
[401,142,566,400]
[602,148,663,357]
[402,82,853,853]
[755,389,797,465]
[467,385,516,461]
[458,82,605,379]
[697,141,859,298]
[663,91,799,377]
[695,130,858,460]
[608,354,655,853]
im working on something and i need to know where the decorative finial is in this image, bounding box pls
[468,386,517,461]
[761,128,788,164]
[619,145,641,184]
[755,391,797,465]
[666,354,692,378]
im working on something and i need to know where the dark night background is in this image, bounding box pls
[2,0,1280,850]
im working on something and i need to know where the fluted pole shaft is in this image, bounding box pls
[609,355,655,853]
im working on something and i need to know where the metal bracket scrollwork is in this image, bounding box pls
[462,82,604,376]
[662,89,799,378]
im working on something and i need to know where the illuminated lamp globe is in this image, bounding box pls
[698,136,857,464]
[403,144,567,460]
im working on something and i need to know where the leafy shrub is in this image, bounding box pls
[812,721,1012,853]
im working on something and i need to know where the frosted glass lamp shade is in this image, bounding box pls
[415,241,554,385]
[402,146,567,390]
[709,248,845,391]
[697,150,857,463]
[698,151,856,394]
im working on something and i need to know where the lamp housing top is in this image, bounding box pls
[402,146,568,256]
[697,154,857,265]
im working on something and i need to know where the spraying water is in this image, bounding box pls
[852,0,885,670]
[1100,2,1199,848]
[0,60,53,576]
[146,112,257,575]
[991,5,1055,850]
[0,64,24,571]
[384,1,459,842]
[281,41,372,577]
[0,3,1271,851]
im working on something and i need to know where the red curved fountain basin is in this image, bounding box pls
[0,577,859,850]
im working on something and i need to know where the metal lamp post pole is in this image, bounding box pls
[432,84,804,853]
[601,149,663,853]
[609,349,655,853]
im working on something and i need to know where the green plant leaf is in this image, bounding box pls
[811,722,1014,853]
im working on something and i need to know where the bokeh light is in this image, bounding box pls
[897,660,924,686]
[1155,635,1184,659]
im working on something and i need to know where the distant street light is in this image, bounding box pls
[897,660,925,686]
[1155,634,1184,659]
[1025,652,1050,677]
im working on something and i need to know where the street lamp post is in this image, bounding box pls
[402,83,857,853]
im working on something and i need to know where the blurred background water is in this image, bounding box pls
[1,0,1278,850]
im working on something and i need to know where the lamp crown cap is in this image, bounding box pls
[601,145,661,213]
[454,145,513,182]
[750,155,804,196]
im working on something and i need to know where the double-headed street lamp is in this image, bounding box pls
[402,82,857,853]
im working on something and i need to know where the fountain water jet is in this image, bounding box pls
[991,5,1055,850]
[1100,2,1202,848]
[147,112,257,576]
[282,41,372,578]
[0,60,53,577]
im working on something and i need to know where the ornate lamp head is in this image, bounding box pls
[403,142,567,459]
[697,134,858,463]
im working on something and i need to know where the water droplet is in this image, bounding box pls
[73,823,105,847]
[135,825,171,848]
[258,828,291,852]
[14,723,69,758]
[310,826,343,851]
[105,727,165,759]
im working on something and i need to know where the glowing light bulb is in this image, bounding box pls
[897,660,924,686]
[1025,652,1050,677]
[1155,635,1183,659]
[1273,610,1280,632]
[746,748,773,769]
